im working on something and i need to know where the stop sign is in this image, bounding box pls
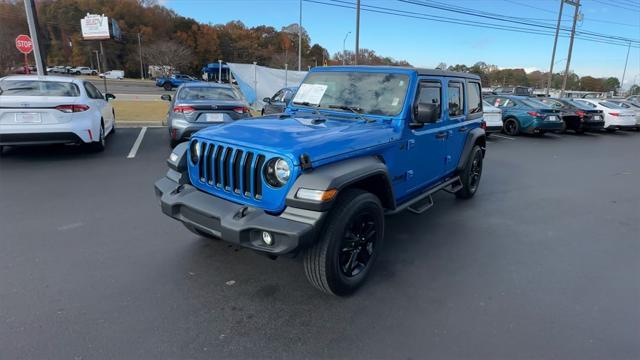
[15,34,33,54]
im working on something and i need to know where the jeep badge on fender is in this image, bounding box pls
[155,66,486,296]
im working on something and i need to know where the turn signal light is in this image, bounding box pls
[173,105,195,114]
[296,188,338,202]
[55,104,90,113]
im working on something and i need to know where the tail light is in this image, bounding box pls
[173,105,195,114]
[527,111,543,118]
[55,104,90,113]
[575,110,586,117]
[233,106,250,114]
[480,120,487,130]
[609,112,619,117]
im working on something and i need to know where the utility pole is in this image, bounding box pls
[138,32,144,79]
[561,0,580,98]
[298,0,302,71]
[355,0,360,65]
[99,41,108,94]
[620,41,631,96]
[93,50,101,74]
[24,0,45,75]
[546,0,564,96]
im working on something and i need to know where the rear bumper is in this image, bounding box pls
[154,176,324,255]
[169,116,250,141]
[0,132,83,145]
[581,121,605,130]
[526,120,564,133]
[610,124,639,130]
[485,125,502,133]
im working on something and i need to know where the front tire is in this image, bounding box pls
[503,118,520,136]
[303,189,384,296]
[456,145,483,199]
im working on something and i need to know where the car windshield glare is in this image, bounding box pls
[292,71,410,116]
[178,87,239,101]
[0,80,80,97]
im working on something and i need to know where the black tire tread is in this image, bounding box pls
[456,145,483,199]
[303,188,379,295]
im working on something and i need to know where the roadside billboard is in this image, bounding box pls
[81,14,111,40]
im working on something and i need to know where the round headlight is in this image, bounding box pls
[264,157,290,187]
[189,140,199,164]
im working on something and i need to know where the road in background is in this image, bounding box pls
[0,130,638,359]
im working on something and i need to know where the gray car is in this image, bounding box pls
[162,83,251,147]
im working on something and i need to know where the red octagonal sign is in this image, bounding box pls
[15,34,33,54]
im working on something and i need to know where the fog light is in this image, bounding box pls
[262,231,273,246]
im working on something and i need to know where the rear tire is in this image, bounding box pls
[456,145,483,199]
[89,123,106,152]
[503,118,520,136]
[303,189,384,296]
[163,83,172,91]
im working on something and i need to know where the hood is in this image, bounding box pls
[192,114,398,165]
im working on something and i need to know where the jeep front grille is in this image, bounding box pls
[195,141,266,200]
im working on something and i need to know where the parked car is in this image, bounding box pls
[155,66,487,295]
[262,86,298,115]
[48,66,68,74]
[626,95,640,105]
[484,95,564,135]
[12,66,36,74]
[155,74,198,91]
[493,86,531,96]
[99,70,124,80]
[70,66,97,75]
[482,100,503,134]
[571,99,636,132]
[0,75,116,153]
[605,99,640,131]
[161,82,251,147]
[538,98,605,133]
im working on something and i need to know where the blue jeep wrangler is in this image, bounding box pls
[155,66,486,295]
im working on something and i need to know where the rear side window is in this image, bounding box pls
[467,82,482,114]
[0,80,80,97]
[416,81,441,121]
[448,82,464,116]
[84,82,103,99]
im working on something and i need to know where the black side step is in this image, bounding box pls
[386,176,462,216]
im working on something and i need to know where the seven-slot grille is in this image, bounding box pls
[194,141,266,200]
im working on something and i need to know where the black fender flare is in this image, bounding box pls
[285,156,395,212]
[456,127,486,172]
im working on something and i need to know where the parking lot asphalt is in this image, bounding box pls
[0,129,638,359]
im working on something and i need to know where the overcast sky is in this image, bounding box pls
[165,0,640,88]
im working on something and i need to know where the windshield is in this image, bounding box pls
[177,87,240,101]
[0,80,80,97]
[292,71,410,116]
[521,98,552,109]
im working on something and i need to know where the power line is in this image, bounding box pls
[590,0,640,13]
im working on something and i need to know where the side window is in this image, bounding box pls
[272,90,284,102]
[448,82,464,117]
[84,82,102,99]
[467,81,482,114]
[416,81,442,122]
[283,90,294,102]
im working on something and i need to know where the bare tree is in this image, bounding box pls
[142,41,194,76]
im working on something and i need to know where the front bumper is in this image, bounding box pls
[154,176,324,255]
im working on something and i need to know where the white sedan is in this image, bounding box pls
[482,100,503,134]
[571,98,636,132]
[0,75,116,153]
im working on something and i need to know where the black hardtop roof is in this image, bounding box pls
[318,65,481,81]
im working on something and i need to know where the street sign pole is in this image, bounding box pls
[100,41,108,94]
[23,0,44,75]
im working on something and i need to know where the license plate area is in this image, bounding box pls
[204,113,224,122]
[15,113,42,123]
[545,115,558,122]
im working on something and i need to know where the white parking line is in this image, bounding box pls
[491,134,516,140]
[127,127,147,159]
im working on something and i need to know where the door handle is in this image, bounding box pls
[458,126,468,132]
[435,132,447,139]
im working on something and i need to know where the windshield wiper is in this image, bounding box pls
[327,105,374,122]
[292,101,319,107]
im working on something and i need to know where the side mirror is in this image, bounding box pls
[105,93,116,101]
[414,103,439,124]
[263,97,271,104]
[161,94,172,101]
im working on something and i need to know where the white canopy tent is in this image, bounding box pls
[226,63,307,109]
